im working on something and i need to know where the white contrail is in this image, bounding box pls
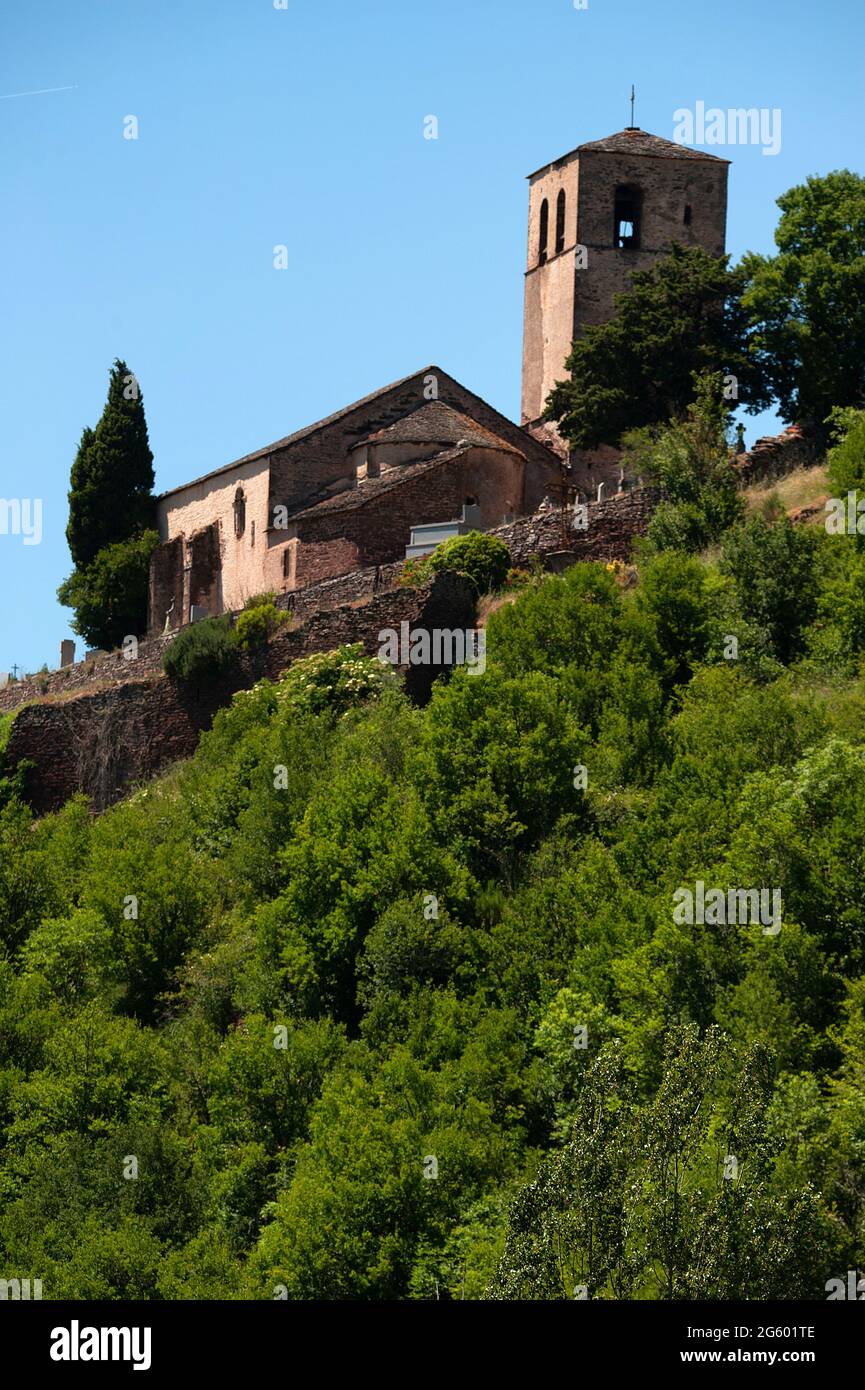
[0,84,78,101]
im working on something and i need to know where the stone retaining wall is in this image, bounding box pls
[5,573,476,815]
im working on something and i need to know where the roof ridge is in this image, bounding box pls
[156,364,443,501]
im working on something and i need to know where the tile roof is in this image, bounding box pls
[157,365,439,501]
[291,442,478,520]
[360,401,519,452]
[527,127,729,178]
[157,366,544,503]
[577,128,729,161]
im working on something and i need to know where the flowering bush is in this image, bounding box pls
[397,557,428,588]
[272,644,396,717]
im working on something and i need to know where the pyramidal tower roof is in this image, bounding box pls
[527,126,729,178]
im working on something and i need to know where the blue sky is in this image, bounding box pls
[1,0,862,674]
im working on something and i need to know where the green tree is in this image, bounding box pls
[57,530,159,651]
[742,171,865,432]
[826,406,865,498]
[65,360,155,568]
[546,245,767,448]
[635,550,711,689]
[625,372,744,553]
[59,359,157,646]
[720,515,818,665]
[490,1045,637,1299]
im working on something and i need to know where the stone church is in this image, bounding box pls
[148,125,729,634]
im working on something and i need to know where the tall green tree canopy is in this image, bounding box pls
[742,171,865,432]
[545,245,767,449]
[66,359,155,569]
[60,359,157,648]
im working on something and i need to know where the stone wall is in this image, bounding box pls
[1,564,409,717]
[491,485,660,565]
[275,559,406,619]
[290,445,525,585]
[1,486,659,720]
[5,573,477,815]
[0,636,174,715]
[734,424,821,486]
[148,536,185,636]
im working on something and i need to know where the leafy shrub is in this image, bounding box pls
[427,532,511,593]
[625,372,743,554]
[0,711,31,812]
[234,601,287,650]
[242,591,278,610]
[397,556,430,588]
[272,644,396,717]
[645,500,708,554]
[403,531,511,595]
[163,615,237,684]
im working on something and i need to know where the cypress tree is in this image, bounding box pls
[65,359,155,568]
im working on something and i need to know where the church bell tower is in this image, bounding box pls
[520,124,730,473]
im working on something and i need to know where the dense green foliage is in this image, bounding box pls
[742,172,865,433]
[402,532,512,594]
[164,595,291,681]
[233,595,289,651]
[546,245,767,448]
[626,371,744,554]
[57,530,160,653]
[0,712,30,815]
[547,174,865,447]
[162,616,238,685]
[59,359,157,648]
[827,406,865,498]
[5,415,865,1299]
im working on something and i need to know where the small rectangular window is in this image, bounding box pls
[555,189,566,255]
[683,204,692,226]
[613,185,642,249]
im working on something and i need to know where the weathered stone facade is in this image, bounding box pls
[149,371,558,633]
[521,127,729,489]
[284,442,525,587]
[491,485,660,565]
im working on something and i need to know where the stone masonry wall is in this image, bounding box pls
[2,562,409,718]
[6,572,477,815]
[291,446,525,584]
[0,486,660,719]
[734,424,821,486]
[491,485,660,565]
